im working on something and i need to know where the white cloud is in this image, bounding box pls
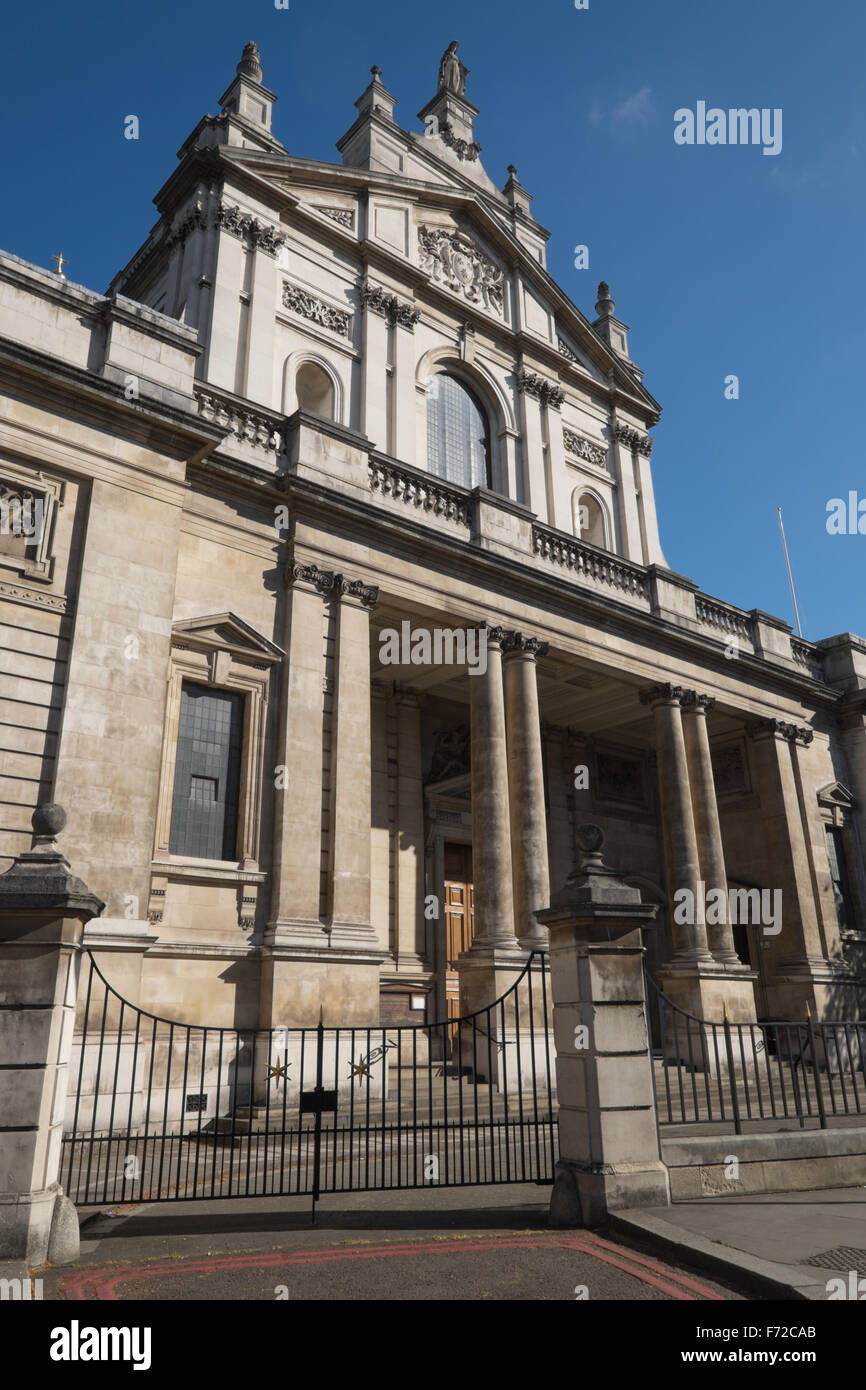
[611,86,654,125]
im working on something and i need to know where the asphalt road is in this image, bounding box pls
[38,1185,745,1302]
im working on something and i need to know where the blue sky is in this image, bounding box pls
[3,0,863,641]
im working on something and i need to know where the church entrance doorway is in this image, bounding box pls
[443,841,474,1036]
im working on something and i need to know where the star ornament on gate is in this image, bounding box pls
[267,1058,291,1087]
[349,1056,370,1086]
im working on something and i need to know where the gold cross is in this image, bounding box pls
[51,252,67,277]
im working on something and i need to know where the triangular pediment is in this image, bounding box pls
[217,148,659,413]
[817,781,856,810]
[172,613,283,663]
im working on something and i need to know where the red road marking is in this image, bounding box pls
[58,1231,725,1301]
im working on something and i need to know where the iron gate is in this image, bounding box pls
[61,950,557,1212]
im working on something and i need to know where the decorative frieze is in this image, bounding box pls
[195,389,283,451]
[749,718,814,747]
[281,281,352,338]
[516,369,564,409]
[368,457,471,526]
[417,226,503,315]
[216,202,286,256]
[557,338,579,365]
[0,579,69,613]
[360,281,420,329]
[440,123,482,162]
[562,428,608,469]
[316,206,355,230]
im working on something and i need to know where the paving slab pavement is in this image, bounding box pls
[614,1187,866,1300]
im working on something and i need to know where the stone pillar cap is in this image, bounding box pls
[537,825,657,922]
[0,804,105,914]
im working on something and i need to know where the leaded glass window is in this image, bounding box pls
[169,682,243,860]
[426,373,490,490]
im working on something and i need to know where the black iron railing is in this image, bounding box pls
[646,971,866,1134]
[62,950,556,1213]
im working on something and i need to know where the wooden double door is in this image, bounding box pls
[443,842,474,1030]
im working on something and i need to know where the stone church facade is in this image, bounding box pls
[2,42,865,1034]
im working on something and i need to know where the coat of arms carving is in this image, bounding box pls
[417,227,504,315]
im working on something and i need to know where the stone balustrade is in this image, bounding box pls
[532,523,650,603]
[791,637,824,680]
[195,385,285,455]
[694,594,755,646]
[368,455,472,527]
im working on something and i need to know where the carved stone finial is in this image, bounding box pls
[237,41,263,84]
[595,281,615,318]
[507,164,518,177]
[32,802,67,852]
[576,823,605,860]
[438,40,468,97]
[370,65,382,79]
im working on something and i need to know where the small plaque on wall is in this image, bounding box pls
[185,1093,207,1113]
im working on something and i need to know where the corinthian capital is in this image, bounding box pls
[639,682,691,708]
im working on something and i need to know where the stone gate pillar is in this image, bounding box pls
[536,824,668,1227]
[0,805,104,1266]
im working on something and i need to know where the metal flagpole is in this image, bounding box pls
[777,507,803,638]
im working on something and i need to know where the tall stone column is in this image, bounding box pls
[748,719,847,1019]
[394,687,426,971]
[503,632,550,949]
[268,562,329,936]
[261,565,384,1029]
[469,626,517,950]
[0,805,104,1265]
[639,684,713,965]
[681,693,740,965]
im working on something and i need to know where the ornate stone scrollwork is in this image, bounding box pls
[417,226,503,315]
[515,369,564,409]
[557,338,579,364]
[614,422,653,455]
[562,428,608,469]
[749,717,814,747]
[500,630,550,658]
[281,282,352,338]
[216,202,287,256]
[360,281,421,329]
[440,123,482,161]
[317,206,355,229]
[333,574,379,609]
[287,562,336,595]
[639,683,691,707]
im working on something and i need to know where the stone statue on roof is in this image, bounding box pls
[438,41,468,98]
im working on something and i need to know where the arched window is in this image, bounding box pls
[573,491,607,548]
[426,373,490,490]
[295,362,334,420]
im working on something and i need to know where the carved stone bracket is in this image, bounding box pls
[282,282,352,338]
[360,281,421,329]
[516,368,564,409]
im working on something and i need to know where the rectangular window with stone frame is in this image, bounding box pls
[169,682,244,860]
